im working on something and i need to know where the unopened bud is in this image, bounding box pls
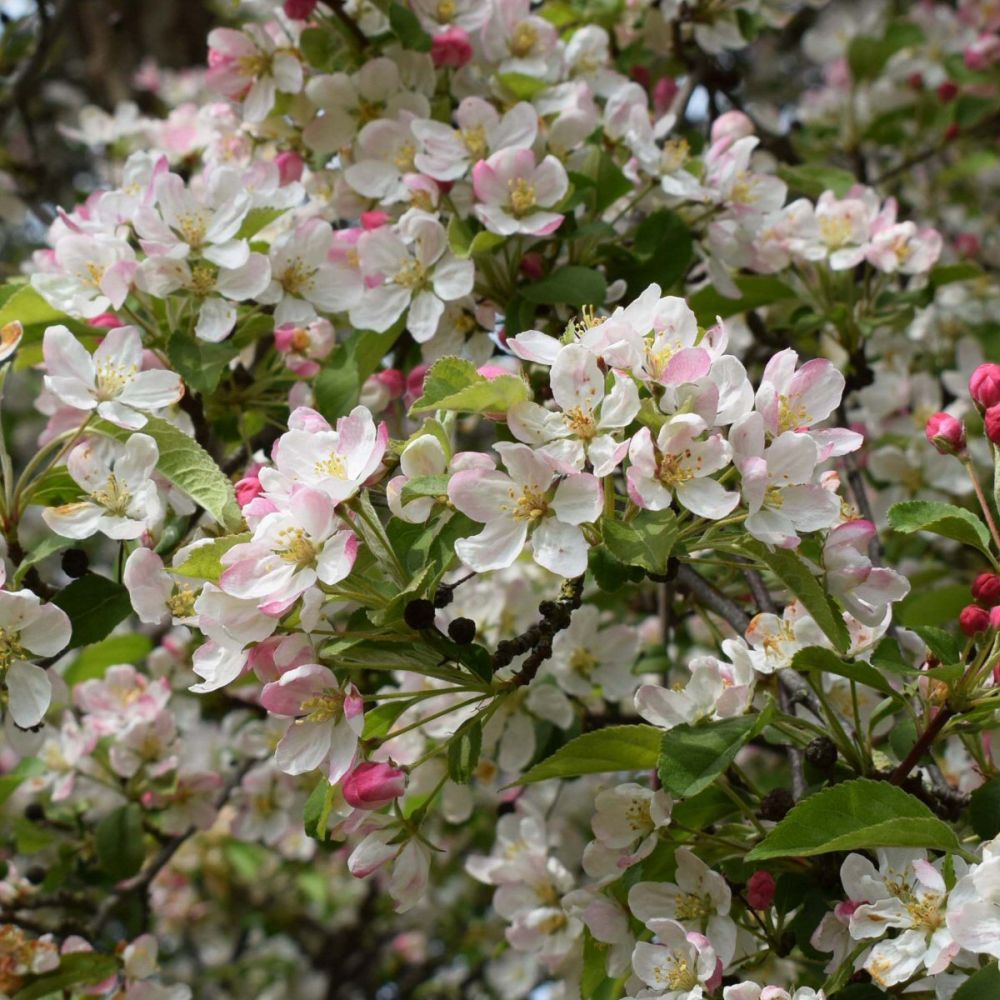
[342,762,406,809]
[970,364,1000,411]
[960,604,991,636]
[746,870,776,909]
[924,412,966,455]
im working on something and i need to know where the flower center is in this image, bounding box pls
[394,142,417,173]
[437,0,456,21]
[275,527,319,568]
[298,689,345,723]
[85,262,106,288]
[0,628,27,672]
[623,797,652,832]
[280,257,318,296]
[510,21,538,58]
[394,259,427,290]
[660,137,690,173]
[652,954,697,991]
[508,177,537,217]
[189,262,217,297]
[656,449,695,488]
[166,587,197,618]
[673,892,714,922]
[563,405,597,440]
[777,395,810,432]
[314,451,347,479]
[90,474,133,516]
[95,361,137,400]
[175,211,209,248]
[569,647,598,675]
[238,50,272,79]
[461,125,488,160]
[512,486,549,521]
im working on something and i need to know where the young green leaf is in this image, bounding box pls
[519,725,663,783]
[887,500,993,560]
[746,778,962,861]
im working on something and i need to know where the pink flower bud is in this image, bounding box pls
[955,233,980,258]
[376,368,406,400]
[970,363,1000,410]
[283,0,318,19]
[274,151,304,185]
[746,870,777,909]
[342,762,407,809]
[924,412,966,455]
[520,252,545,280]
[405,364,430,407]
[431,26,473,69]
[88,312,125,329]
[960,604,991,636]
[986,404,1000,445]
[710,110,754,147]
[274,323,309,354]
[630,65,651,90]
[477,363,511,380]
[360,210,392,230]
[235,474,263,508]
[990,606,1000,630]
[972,573,1000,606]
[653,76,678,115]
[937,80,960,102]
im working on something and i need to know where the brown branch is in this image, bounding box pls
[889,706,954,786]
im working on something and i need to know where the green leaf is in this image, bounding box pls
[92,416,241,530]
[237,207,284,240]
[166,333,240,395]
[911,625,963,664]
[13,953,120,1000]
[520,266,607,307]
[447,222,507,260]
[362,699,415,740]
[742,539,851,653]
[603,509,679,575]
[447,718,482,784]
[594,152,633,214]
[95,803,145,880]
[897,583,970,630]
[847,22,924,81]
[23,466,83,507]
[588,544,644,592]
[64,634,153,686]
[689,276,796,326]
[0,285,96,370]
[171,533,250,582]
[658,704,775,798]
[0,758,45,808]
[299,26,339,70]
[746,778,962,861]
[954,962,1000,1000]
[887,500,993,559]
[626,209,693,292]
[519,725,663,783]
[389,2,432,50]
[400,474,451,503]
[778,164,856,198]
[790,646,896,697]
[12,534,73,584]
[303,779,334,841]
[409,355,530,414]
[969,778,1000,840]
[52,574,132,650]
[496,71,550,99]
[314,320,406,421]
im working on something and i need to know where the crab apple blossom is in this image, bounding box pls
[0,590,71,731]
[925,411,966,454]
[447,442,602,576]
[42,434,162,540]
[42,325,182,428]
[969,362,1000,411]
[472,148,568,237]
[31,234,137,318]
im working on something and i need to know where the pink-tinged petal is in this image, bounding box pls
[552,474,602,525]
[676,478,740,520]
[746,508,799,548]
[289,486,335,540]
[274,718,332,775]
[789,358,845,425]
[662,347,711,385]
[94,325,143,373]
[118,369,183,410]
[326,719,359,784]
[472,159,503,202]
[532,155,569,206]
[550,343,603,413]
[123,548,173,625]
[259,662,336,715]
[738,455,768,514]
[454,518,527,572]
[316,531,358,587]
[43,325,95,387]
[519,211,564,236]
[494,441,556,491]
[507,330,562,365]
[448,468,516,522]
[530,519,589,577]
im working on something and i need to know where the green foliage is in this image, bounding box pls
[888,500,994,560]
[409,356,530,414]
[746,779,962,860]
[520,266,608,307]
[519,725,663,783]
[602,509,679,575]
[13,953,120,1000]
[95,803,145,880]
[52,574,132,649]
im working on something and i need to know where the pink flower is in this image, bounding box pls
[986,404,1000,445]
[235,473,264,508]
[448,442,602,576]
[472,148,568,237]
[431,26,473,68]
[755,348,845,436]
[342,762,407,809]
[824,520,910,626]
[283,0,317,20]
[260,664,363,780]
